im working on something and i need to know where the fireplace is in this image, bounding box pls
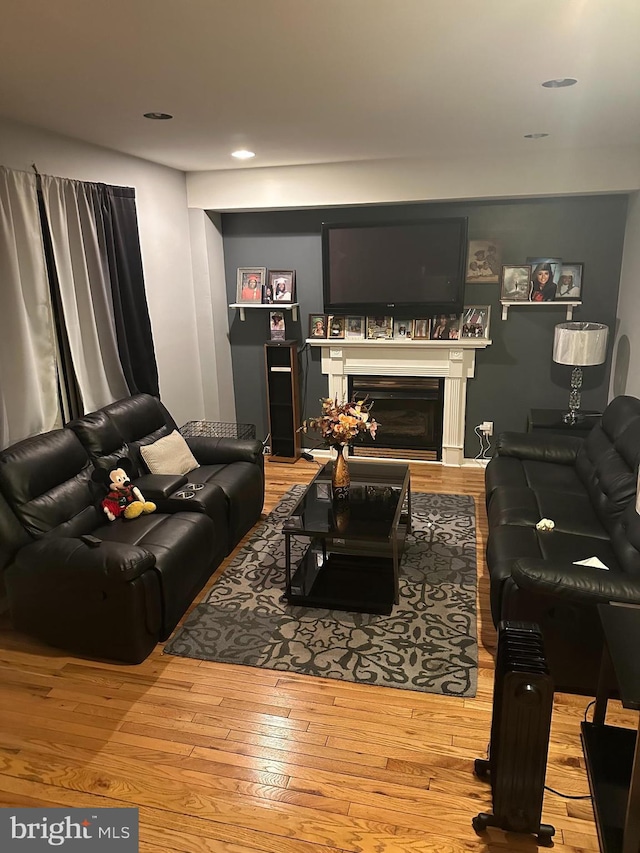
[349,376,444,461]
[310,338,490,465]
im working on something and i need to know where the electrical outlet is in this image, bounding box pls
[480,421,494,436]
[263,445,271,455]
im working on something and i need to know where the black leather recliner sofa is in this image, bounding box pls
[0,394,264,663]
[485,395,640,694]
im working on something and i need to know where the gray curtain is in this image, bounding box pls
[39,175,130,413]
[0,167,60,448]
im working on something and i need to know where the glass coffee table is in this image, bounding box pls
[282,459,411,614]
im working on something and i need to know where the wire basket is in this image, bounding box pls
[179,421,256,441]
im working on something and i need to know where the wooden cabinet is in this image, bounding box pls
[264,340,301,463]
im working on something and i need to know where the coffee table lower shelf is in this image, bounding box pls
[581,722,637,853]
[286,546,395,615]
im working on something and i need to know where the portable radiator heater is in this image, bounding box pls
[473,621,555,846]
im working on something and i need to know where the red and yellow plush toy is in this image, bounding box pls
[92,458,156,522]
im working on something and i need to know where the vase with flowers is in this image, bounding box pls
[301,397,378,498]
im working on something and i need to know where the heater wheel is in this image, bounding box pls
[537,824,555,847]
[473,758,490,779]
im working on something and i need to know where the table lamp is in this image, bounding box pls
[553,322,608,424]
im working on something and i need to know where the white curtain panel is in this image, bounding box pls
[40,175,129,413]
[0,167,60,449]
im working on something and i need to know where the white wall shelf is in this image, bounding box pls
[229,303,299,322]
[500,301,580,321]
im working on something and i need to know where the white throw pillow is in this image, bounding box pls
[140,430,200,476]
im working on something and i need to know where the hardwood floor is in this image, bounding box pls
[0,460,632,852]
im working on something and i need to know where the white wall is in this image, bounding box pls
[0,116,204,426]
[187,146,640,211]
[610,191,640,399]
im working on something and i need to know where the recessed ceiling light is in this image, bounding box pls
[231,149,256,160]
[143,112,173,120]
[524,133,550,139]
[542,78,578,88]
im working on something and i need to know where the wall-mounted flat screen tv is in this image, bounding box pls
[322,217,468,315]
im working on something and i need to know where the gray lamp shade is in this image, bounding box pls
[553,322,608,366]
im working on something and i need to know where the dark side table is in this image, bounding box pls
[527,408,602,439]
[581,604,640,853]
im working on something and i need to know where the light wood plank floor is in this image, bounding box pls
[0,460,633,852]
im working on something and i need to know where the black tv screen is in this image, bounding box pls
[322,217,468,315]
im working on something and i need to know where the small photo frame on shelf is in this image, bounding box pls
[412,318,431,339]
[527,257,562,302]
[500,264,532,301]
[328,315,345,339]
[269,311,286,341]
[461,306,491,339]
[269,270,296,303]
[393,318,413,339]
[309,313,328,339]
[430,314,461,340]
[366,316,393,339]
[345,316,364,339]
[237,267,266,303]
[556,263,583,301]
[466,239,501,284]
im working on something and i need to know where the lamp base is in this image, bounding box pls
[562,410,583,425]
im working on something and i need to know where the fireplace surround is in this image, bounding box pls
[309,338,491,465]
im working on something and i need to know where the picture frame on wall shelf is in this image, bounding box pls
[461,306,491,339]
[412,318,431,340]
[345,316,364,339]
[269,311,286,341]
[269,269,296,303]
[236,267,266,304]
[500,264,532,301]
[328,315,345,339]
[393,318,413,339]
[526,257,562,302]
[556,263,583,301]
[366,316,393,339]
[309,313,328,339]
[430,314,461,340]
[465,239,501,284]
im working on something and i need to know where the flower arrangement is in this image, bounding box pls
[301,396,378,448]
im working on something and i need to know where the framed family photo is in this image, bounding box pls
[345,316,364,339]
[412,318,430,340]
[393,318,413,339]
[269,311,286,341]
[556,263,583,300]
[461,306,491,339]
[328,316,345,339]
[309,314,327,339]
[366,316,393,340]
[430,314,460,340]
[465,239,501,284]
[500,264,532,301]
[268,270,296,303]
[236,267,266,303]
[527,257,562,302]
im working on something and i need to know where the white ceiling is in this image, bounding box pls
[1,0,639,174]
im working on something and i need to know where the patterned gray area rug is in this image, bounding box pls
[164,487,477,697]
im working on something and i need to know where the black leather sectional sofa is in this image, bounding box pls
[0,394,264,663]
[485,395,640,694]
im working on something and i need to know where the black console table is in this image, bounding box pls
[581,604,640,853]
[527,408,601,438]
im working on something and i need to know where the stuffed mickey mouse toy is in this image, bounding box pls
[92,458,156,522]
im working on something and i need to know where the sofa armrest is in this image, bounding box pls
[133,473,188,500]
[13,538,155,583]
[494,431,583,465]
[512,558,640,606]
[185,436,264,466]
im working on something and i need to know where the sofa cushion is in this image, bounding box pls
[0,429,97,538]
[140,430,199,476]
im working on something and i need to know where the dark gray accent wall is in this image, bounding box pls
[217,195,628,457]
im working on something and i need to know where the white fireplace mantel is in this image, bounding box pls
[308,338,491,466]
